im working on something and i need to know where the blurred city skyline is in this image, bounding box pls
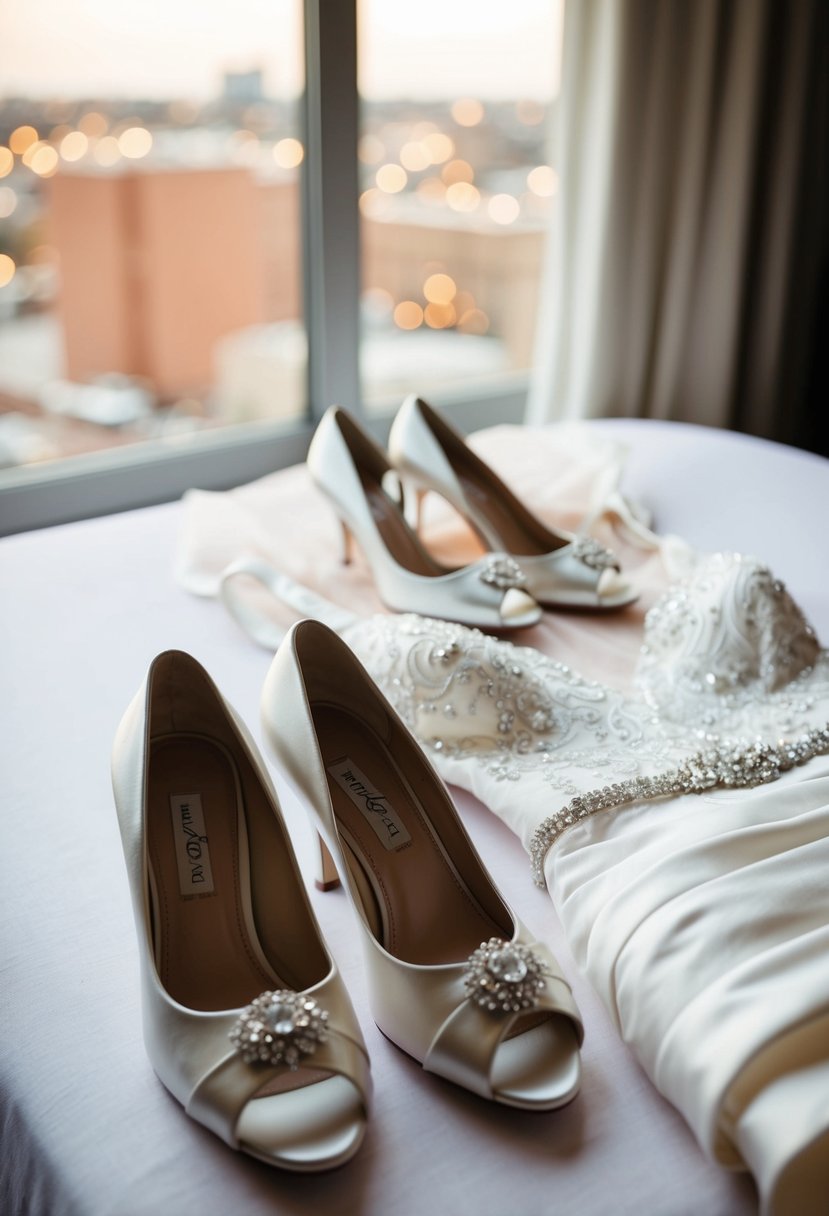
[0,0,562,102]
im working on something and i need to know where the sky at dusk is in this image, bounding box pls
[0,0,562,102]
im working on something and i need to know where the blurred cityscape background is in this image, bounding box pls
[0,0,561,470]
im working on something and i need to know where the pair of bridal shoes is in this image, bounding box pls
[307,405,541,630]
[113,629,583,1171]
[389,396,637,610]
[308,400,635,628]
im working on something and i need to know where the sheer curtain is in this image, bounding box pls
[527,0,828,453]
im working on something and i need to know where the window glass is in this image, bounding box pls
[358,0,564,412]
[0,0,304,473]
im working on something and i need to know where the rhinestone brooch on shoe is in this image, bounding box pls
[480,556,528,591]
[229,991,329,1068]
[464,938,548,1014]
[571,537,618,571]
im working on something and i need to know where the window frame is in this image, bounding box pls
[0,0,529,538]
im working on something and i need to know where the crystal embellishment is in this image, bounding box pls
[529,724,829,887]
[571,536,618,571]
[229,990,329,1068]
[479,556,528,591]
[464,938,548,1013]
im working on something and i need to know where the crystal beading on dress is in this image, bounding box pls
[529,725,829,886]
[219,548,829,884]
[341,552,829,887]
[635,552,820,729]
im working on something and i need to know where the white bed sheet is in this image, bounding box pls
[1,418,826,1216]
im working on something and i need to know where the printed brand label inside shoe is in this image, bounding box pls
[326,757,412,851]
[169,793,215,896]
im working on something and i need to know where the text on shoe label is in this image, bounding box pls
[169,793,216,895]
[326,758,412,851]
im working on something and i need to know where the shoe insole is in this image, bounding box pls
[148,734,335,1099]
[363,479,454,578]
[148,734,281,1011]
[316,707,504,965]
[317,707,555,1054]
[458,470,564,557]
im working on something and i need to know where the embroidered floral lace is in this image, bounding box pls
[338,553,829,886]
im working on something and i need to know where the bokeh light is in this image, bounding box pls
[488,193,520,225]
[394,300,424,330]
[93,136,122,167]
[29,144,59,177]
[9,126,39,155]
[359,188,390,218]
[79,112,108,138]
[60,131,89,162]
[376,163,407,193]
[273,137,304,168]
[0,186,17,218]
[119,127,153,159]
[458,308,490,335]
[454,290,476,315]
[451,99,484,127]
[0,253,16,288]
[399,141,429,172]
[424,302,457,329]
[422,133,454,165]
[445,182,480,212]
[49,124,73,144]
[441,159,474,186]
[527,165,558,197]
[423,273,457,305]
[0,147,13,177]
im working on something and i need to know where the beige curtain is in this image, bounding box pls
[527,0,828,453]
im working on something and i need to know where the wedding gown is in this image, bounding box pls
[176,428,829,1216]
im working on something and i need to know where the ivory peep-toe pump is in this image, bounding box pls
[389,396,637,610]
[261,620,584,1110]
[307,406,542,631]
[111,650,371,1170]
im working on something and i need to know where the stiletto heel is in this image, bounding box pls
[402,483,426,533]
[389,396,638,611]
[111,650,371,1170]
[339,518,355,566]
[263,621,584,1111]
[307,406,542,631]
[315,832,341,892]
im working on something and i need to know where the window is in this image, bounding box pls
[0,1,562,534]
[358,0,563,411]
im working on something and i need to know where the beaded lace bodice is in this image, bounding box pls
[336,552,829,881]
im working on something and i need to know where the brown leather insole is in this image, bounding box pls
[148,733,335,1097]
[364,481,453,578]
[316,707,504,965]
[148,734,280,1011]
[458,471,564,557]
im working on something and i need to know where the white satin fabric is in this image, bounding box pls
[176,423,829,1215]
[547,767,829,1216]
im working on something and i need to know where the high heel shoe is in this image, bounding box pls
[261,620,583,1110]
[111,650,371,1170]
[388,396,637,610]
[306,405,542,631]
